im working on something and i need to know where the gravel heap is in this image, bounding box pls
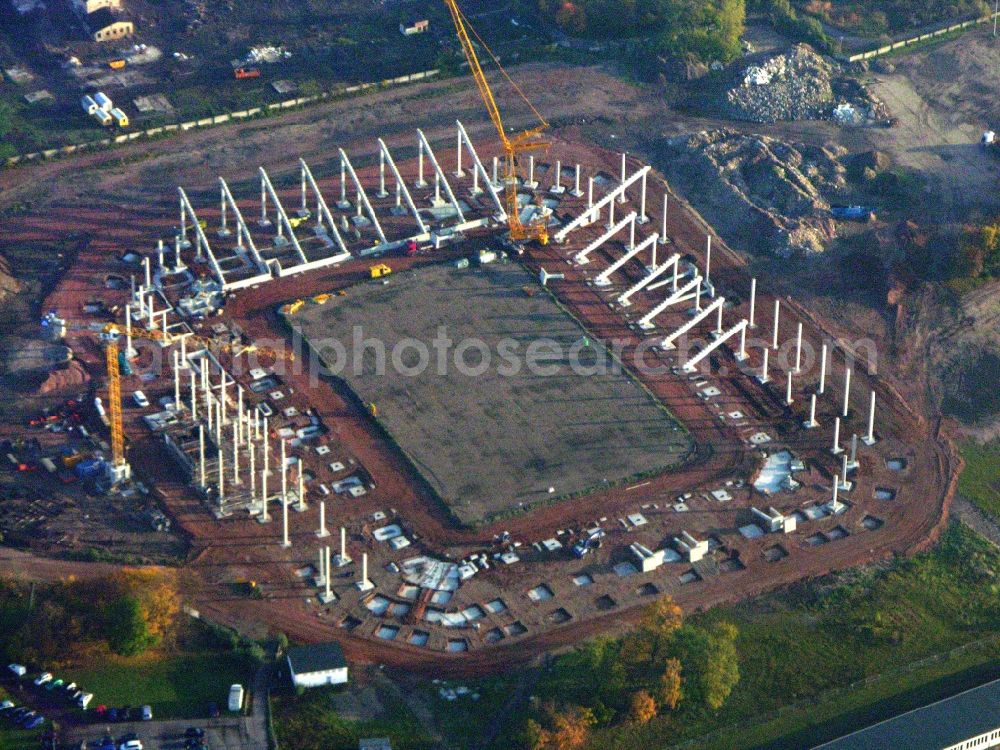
[725,44,835,123]
[662,129,848,256]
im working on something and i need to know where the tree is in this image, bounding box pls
[657,657,683,710]
[109,568,181,646]
[529,704,596,750]
[702,622,740,710]
[629,690,658,724]
[106,595,155,656]
[674,622,740,710]
[621,596,683,669]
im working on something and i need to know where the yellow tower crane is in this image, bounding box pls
[58,319,293,483]
[443,0,550,245]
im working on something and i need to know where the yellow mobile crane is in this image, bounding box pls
[45,313,292,484]
[443,0,550,245]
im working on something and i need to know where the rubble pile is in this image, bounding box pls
[724,44,889,125]
[726,45,835,123]
[663,130,848,256]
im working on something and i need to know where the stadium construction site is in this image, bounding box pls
[33,121,958,674]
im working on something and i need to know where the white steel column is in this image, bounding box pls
[339,148,388,244]
[617,254,679,307]
[785,371,794,405]
[864,390,877,445]
[805,393,818,428]
[749,278,757,328]
[843,368,852,417]
[819,343,828,394]
[832,417,843,455]
[772,299,781,350]
[661,296,725,350]
[795,323,803,373]
[595,233,657,286]
[758,348,770,384]
[573,211,636,265]
[555,166,650,242]
[681,319,747,373]
[317,500,330,538]
[638,274,702,329]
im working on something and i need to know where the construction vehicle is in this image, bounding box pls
[108,59,126,70]
[312,293,331,305]
[42,313,292,486]
[444,0,550,245]
[369,263,392,279]
[288,215,308,229]
[282,299,305,315]
[234,67,260,80]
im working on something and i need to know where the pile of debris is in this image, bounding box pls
[0,253,19,305]
[723,44,889,125]
[661,130,848,256]
[726,44,835,123]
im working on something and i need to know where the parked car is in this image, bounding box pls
[106,708,118,722]
[0,700,14,712]
[24,715,45,730]
[184,728,205,739]
[45,678,64,691]
[77,692,94,710]
[118,740,143,750]
[10,707,31,721]
[227,684,244,712]
[206,702,219,718]
[16,710,37,726]
[33,672,53,686]
[117,706,131,721]
[140,705,152,721]
[7,664,26,677]
[132,391,149,408]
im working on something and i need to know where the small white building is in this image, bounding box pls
[674,531,709,563]
[629,543,665,573]
[286,642,348,689]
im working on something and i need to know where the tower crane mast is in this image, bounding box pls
[443,0,550,245]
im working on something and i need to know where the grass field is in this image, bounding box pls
[958,440,1000,519]
[272,680,435,750]
[500,522,1000,750]
[60,650,254,719]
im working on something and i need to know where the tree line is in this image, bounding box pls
[537,0,747,64]
[523,596,740,749]
[0,568,182,665]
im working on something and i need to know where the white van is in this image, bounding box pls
[133,391,150,408]
[228,684,244,712]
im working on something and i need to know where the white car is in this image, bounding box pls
[77,692,93,709]
[118,741,143,750]
[8,664,26,677]
[33,672,52,686]
[228,683,244,712]
[0,700,14,710]
[133,390,150,408]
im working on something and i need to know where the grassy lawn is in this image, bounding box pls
[272,680,435,750]
[521,522,1000,750]
[958,440,1000,519]
[60,650,254,720]
[415,675,520,748]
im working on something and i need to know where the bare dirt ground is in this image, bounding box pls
[0,57,963,674]
[293,262,691,525]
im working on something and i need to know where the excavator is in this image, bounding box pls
[443,0,551,245]
[43,313,292,485]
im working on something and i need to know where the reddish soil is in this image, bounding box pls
[0,122,956,676]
